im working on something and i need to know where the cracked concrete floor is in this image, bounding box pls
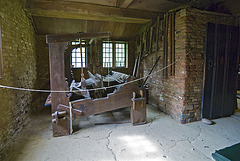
[2,105,240,161]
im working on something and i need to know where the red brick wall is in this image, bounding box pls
[138,8,236,123]
[183,8,235,122]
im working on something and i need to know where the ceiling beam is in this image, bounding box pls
[46,32,110,43]
[167,0,192,3]
[116,0,134,8]
[26,1,159,24]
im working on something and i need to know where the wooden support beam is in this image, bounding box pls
[57,104,83,119]
[49,42,70,137]
[26,1,159,24]
[117,0,134,8]
[46,32,110,43]
[71,83,140,117]
[0,18,2,78]
[89,38,95,45]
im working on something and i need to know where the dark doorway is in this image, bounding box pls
[202,22,239,119]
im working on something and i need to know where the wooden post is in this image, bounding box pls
[172,12,175,76]
[47,32,110,136]
[131,91,146,125]
[80,40,84,82]
[49,42,70,137]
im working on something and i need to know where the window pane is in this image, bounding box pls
[76,58,81,63]
[71,44,87,68]
[115,43,126,67]
[103,42,113,67]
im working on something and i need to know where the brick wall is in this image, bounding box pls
[31,36,50,112]
[184,8,235,122]
[0,0,37,152]
[139,8,236,123]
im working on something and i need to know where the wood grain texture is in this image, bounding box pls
[46,32,110,43]
[26,1,158,24]
[131,97,146,125]
[0,18,2,78]
[71,83,140,117]
[49,42,70,136]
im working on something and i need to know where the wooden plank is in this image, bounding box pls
[169,12,172,75]
[28,0,118,7]
[89,38,95,45]
[131,97,146,125]
[156,16,160,52]
[163,13,169,77]
[49,42,70,136]
[46,32,110,43]
[71,83,139,117]
[0,18,2,78]
[202,23,239,119]
[132,53,140,77]
[136,44,144,78]
[26,1,159,24]
[141,55,161,87]
[172,12,175,75]
[57,104,83,119]
[202,23,216,119]
[117,0,134,8]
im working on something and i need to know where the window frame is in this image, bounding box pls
[0,18,2,78]
[71,40,87,68]
[102,42,113,68]
[102,41,128,68]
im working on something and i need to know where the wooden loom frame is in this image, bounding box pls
[46,32,146,137]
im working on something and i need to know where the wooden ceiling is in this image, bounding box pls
[23,0,240,40]
[32,17,142,40]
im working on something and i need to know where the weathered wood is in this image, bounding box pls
[117,0,134,8]
[131,97,146,125]
[0,18,2,78]
[26,1,158,24]
[169,12,172,75]
[133,92,136,109]
[149,26,153,54]
[57,104,83,119]
[132,53,140,77]
[165,13,169,77]
[141,55,161,87]
[89,38,95,45]
[163,13,169,77]
[136,45,143,78]
[172,12,175,75]
[46,32,110,43]
[49,42,70,136]
[71,83,139,117]
[156,16,160,52]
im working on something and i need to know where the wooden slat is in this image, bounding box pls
[172,12,175,75]
[71,83,139,117]
[0,18,2,78]
[117,0,134,8]
[26,1,159,24]
[46,32,110,43]
[57,104,83,119]
[131,97,146,125]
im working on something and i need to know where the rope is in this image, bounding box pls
[0,53,189,93]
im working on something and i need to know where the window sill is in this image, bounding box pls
[103,67,128,69]
[71,67,89,69]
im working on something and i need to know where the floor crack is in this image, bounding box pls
[168,141,177,151]
[231,115,240,122]
[188,125,202,144]
[106,127,117,161]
